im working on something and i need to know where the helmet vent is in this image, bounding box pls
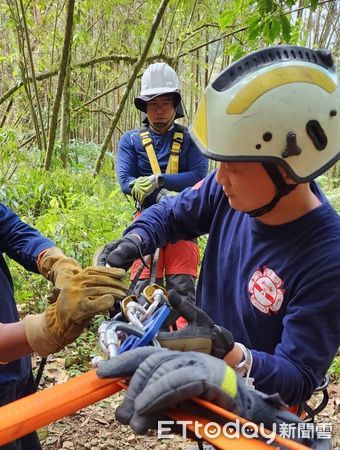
[306,120,328,150]
[212,46,335,93]
[282,132,302,158]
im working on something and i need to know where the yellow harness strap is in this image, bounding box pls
[166,131,183,175]
[140,131,161,175]
[140,128,184,175]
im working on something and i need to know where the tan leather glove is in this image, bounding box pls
[39,246,82,303]
[39,246,82,284]
[24,267,128,356]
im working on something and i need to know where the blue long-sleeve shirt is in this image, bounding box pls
[116,125,208,205]
[123,171,340,405]
[0,203,54,389]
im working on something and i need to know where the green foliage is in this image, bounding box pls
[0,127,22,184]
[218,0,310,61]
[309,0,320,11]
[317,163,340,212]
[1,140,134,310]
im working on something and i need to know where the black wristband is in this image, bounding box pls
[211,325,234,359]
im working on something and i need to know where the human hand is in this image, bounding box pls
[24,267,128,356]
[95,234,142,270]
[96,347,300,435]
[39,247,83,303]
[156,188,177,203]
[130,175,164,204]
[158,290,234,358]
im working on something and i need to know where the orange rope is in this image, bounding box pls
[193,398,311,450]
[167,408,270,449]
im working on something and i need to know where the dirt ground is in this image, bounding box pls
[37,365,340,450]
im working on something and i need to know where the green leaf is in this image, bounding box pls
[227,43,247,62]
[309,0,319,11]
[247,15,263,41]
[280,15,291,42]
[219,8,236,28]
[255,0,276,14]
[49,197,60,210]
[263,17,280,42]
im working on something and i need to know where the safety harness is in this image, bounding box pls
[139,124,184,175]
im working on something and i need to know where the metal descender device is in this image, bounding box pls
[91,284,171,367]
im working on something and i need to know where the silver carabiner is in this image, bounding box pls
[126,301,148,330]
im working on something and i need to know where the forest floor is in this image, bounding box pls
[34,355,340,450]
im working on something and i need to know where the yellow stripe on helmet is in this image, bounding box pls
[227,66,337,114]
[192,95,208,147]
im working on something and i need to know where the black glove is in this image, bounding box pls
[96,234,142,271]
[158,289,234,359]
[96,347,306,439]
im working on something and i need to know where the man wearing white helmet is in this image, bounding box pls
[99,63,208,305]
[98,46,340,410]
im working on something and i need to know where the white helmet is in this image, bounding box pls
[135,62,184,117]
[190,46,340,182]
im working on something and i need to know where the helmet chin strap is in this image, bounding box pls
[149,111,176,133]
[247,163,297,218]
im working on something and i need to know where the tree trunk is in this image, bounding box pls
[60,54,71,168]
[44,0,75,171]
[7,0,44,152]
[18,0,47,152]
[0,99,13,128]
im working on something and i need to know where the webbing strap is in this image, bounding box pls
[139,128,184,175]
[140,131,161,175]
[166,131,183,174]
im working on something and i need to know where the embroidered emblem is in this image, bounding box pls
[248,266,284,314]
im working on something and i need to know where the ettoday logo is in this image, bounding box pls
[158,419,278,445]
[157,420,332,445]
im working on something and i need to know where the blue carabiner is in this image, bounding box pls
[118,304,170,353]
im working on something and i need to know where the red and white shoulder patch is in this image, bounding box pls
[248,266,285,315]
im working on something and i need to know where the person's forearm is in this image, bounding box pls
[0,322,33,363]
[163,172,202,191]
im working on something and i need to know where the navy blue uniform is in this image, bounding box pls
[123,171,340,405]
[0,203,54,449]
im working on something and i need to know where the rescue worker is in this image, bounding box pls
[99,62,208,303]
[0,206,127,450]
[98,46,340,409]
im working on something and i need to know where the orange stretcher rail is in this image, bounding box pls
[0,369,311,449]
[0,369,123,446]
[167,407,270,450]
[192,398,311,450]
